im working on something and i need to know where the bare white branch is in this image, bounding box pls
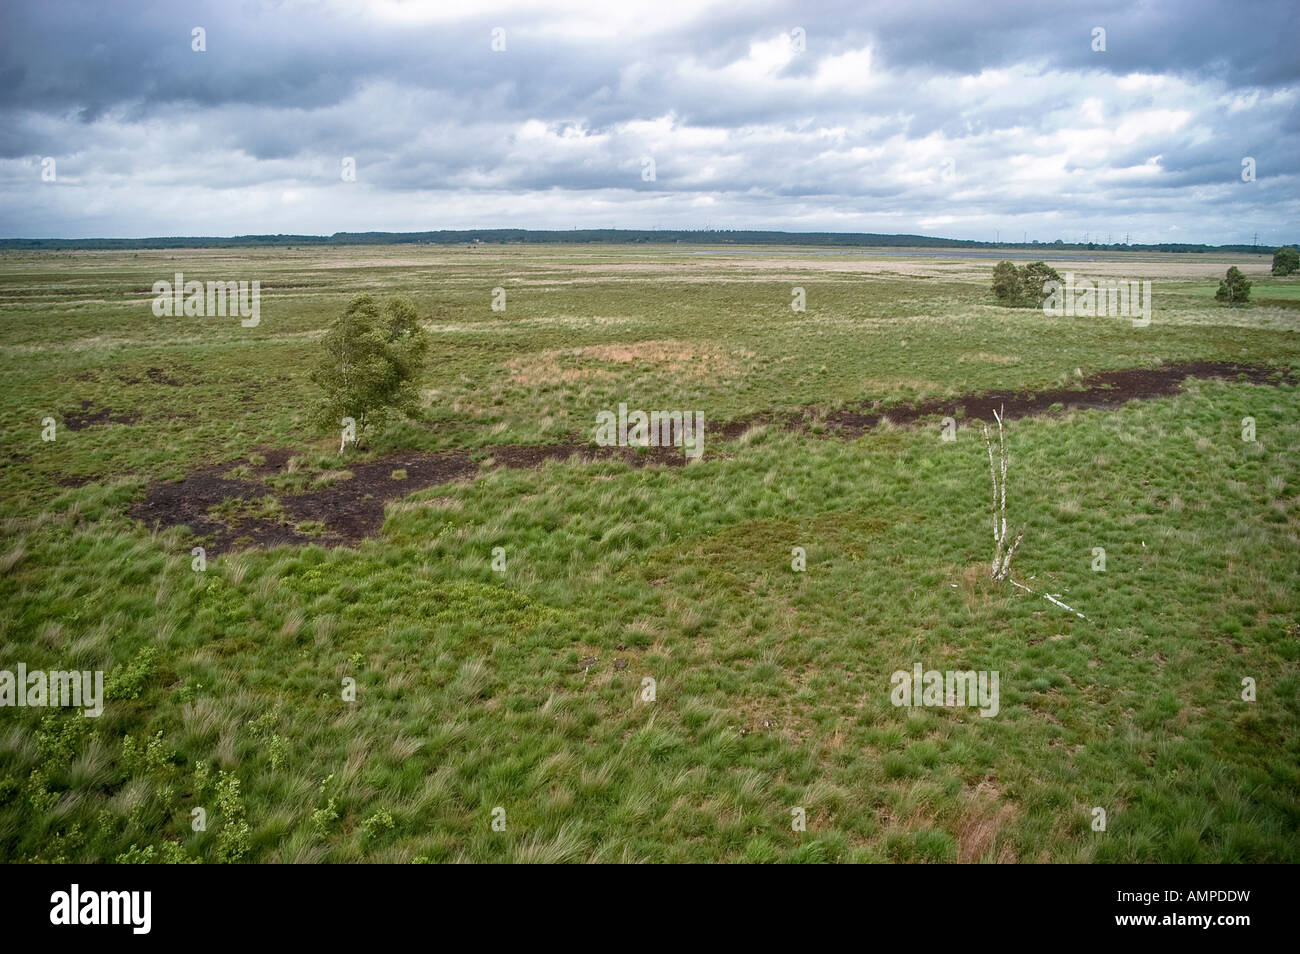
[984,407,1021,581]
[981,424,1090,617]
[1008,576,1090,621]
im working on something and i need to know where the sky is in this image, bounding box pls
[1,0,1297,244]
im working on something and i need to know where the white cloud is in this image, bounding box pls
[0,0,1297,244]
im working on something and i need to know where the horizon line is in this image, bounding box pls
[0,228,1292,252]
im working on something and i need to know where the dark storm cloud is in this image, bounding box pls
[828,0,1300,89]
[0,0,1296,243]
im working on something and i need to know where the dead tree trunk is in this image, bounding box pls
[982,408,1023,581]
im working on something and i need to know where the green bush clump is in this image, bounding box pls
[1272,247,1299,276]
[105,647,160,701]
[991,260,1062,307]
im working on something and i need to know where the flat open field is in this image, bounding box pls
[1,244,1297,863]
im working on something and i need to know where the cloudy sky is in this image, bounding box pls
[1,0,1296,243]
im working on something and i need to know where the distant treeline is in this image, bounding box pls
[0,229,1282,254]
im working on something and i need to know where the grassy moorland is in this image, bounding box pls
[0,244,1297,863]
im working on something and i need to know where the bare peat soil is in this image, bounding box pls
[129,361,1293,552]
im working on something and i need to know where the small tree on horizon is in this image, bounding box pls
[1272,247,1300,276]
[1215,266,1252,307]
[310,294,429,448]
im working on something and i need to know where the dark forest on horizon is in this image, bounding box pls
[1,229,1288,254]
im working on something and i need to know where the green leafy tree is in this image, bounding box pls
[1019,261,1063,307]
[310,294,429,446]
[991,261,1022,304]
[1272,247,1299,276]
[991,260,1062,307]
[1214,266,1252,306]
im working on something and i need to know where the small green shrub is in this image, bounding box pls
[215,770,251,863]
[311,798,339,833]
[361,808,394,841]
[1215,266,1252,306]
[106,647,160,701]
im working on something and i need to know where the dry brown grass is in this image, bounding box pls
[955,779,1019,862]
